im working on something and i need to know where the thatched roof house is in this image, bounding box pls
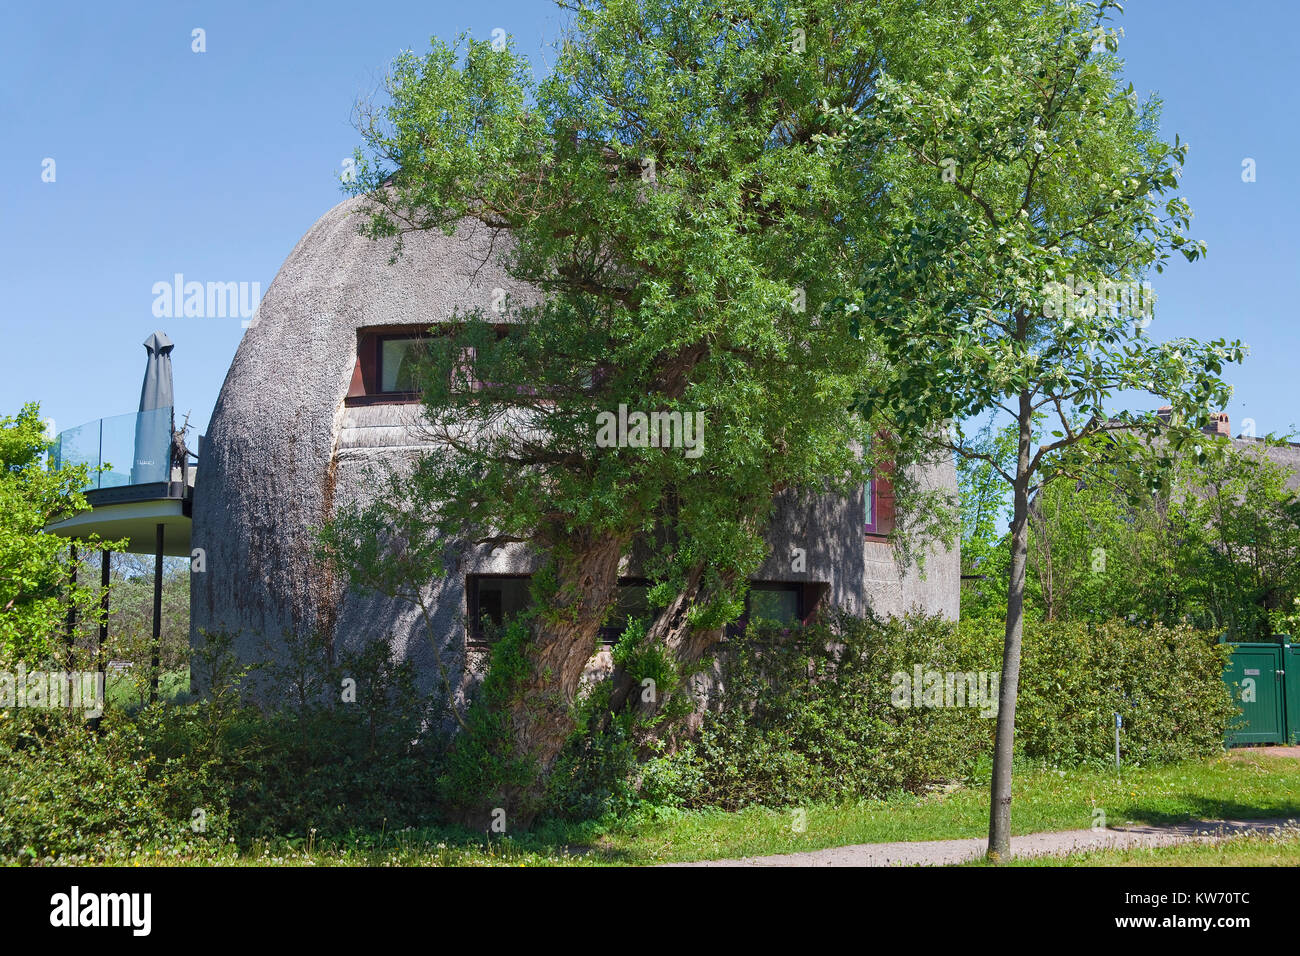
[190,196,959,698]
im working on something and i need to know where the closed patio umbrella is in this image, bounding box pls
[132,331,174,484]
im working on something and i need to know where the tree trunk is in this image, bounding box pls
[608,560,738,726]
[988,392,1032,861]
[607,561,708,717]
[478,531,625,829]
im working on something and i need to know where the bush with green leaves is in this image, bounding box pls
[0,401,123,664]
[213,629,450,840]
[0,705,235,865]
[619,613,995,811]
[0,612,1236,858]
[588,613,1236,812]
[1000,618,1237,767]
[700,615,988,808]
[0,630,453,862]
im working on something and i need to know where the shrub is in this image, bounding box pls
[0,706,235,864]
[612,612,995,811]
[225,630,449,840]
[0,613,1236,858]
[603,613,1235,812]
[0,630,452,862]
[1005,618,1236,766]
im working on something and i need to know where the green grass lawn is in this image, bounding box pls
[105,667,191,710]
[96,749,1300,867]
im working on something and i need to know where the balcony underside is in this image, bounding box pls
[45,495,192,556]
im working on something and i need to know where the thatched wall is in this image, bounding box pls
[190,196,958,701]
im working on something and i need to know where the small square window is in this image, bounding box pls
[467,575,532,642]
[599,579,651,643]
[747,585,801,628]
[725,583,806,639]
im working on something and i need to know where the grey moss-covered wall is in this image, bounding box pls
[863,452,961,620]
[190,196,538,695]
[191,195,958,698]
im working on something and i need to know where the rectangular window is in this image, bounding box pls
[725,582,807,639]
[599,579,651,644]
[347,326,435,405]
[865,470,896,536]
[378,335,425,394]
[747,585,801,627]
[467,575,532,642]
[347,324,547,406]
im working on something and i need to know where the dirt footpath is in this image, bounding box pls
[669,818,1300,867]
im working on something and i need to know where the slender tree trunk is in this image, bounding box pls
[988,391,1033,861]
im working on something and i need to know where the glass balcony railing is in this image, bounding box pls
[50,407,174,491]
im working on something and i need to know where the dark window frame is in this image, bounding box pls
[346,325,434,407]
[466,573,532,645]
[598,577,652,645]
[725,581,810,641]
[345,323,581,407]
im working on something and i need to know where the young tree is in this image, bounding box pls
[1161,441,1300,639]
[839,0,1244,857]
[0,403,120,666]
[326,0,968,822]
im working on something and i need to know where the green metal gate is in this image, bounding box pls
[1223,642,1287,746]
[1285,643,1300,745]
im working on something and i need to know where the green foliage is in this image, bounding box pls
[850,0,1242,451]
[544,680,644,821]
[231,631,448,839]
[342,2,911,618]
[438,616,540,822]
[654,614,992,809]
[551,613,1235,813]
[956,418,1016,621]
[1024,470,1136,623]
[0,630,453,863]
[964,616,1237,766]
[981,438,1300,640]
[1161,442,1300,640]
[853,1,1250,846]
[545,616,696,820]
[0,708,227,864]
[99,554,190,675]
[328,1,967,758]
[0,402,123,664]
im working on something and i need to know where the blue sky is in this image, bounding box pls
[2,1,1296,443]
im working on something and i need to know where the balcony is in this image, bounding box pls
[50,407,188,499]
[45,406,195,555]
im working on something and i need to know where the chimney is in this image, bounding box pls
[1202,411,1230,438]
[1156,405,1172,424]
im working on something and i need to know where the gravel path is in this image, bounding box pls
[669,818,1300,867]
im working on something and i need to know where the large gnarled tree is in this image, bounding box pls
[322,0,966,824]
